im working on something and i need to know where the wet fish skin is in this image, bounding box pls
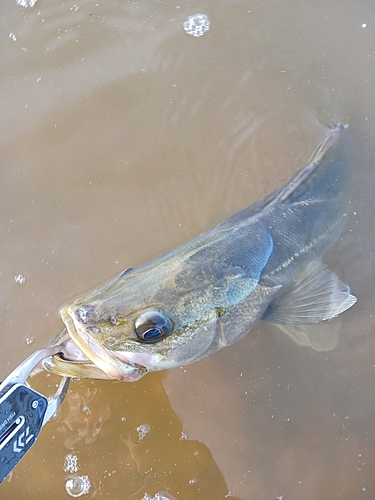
[44,124,356,381]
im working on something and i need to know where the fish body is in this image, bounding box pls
[44,124,356,381]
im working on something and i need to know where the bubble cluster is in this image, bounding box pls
[65,476,91,498]
[16,0,38,6]
[142,493,177,500]
[137,423,150,442]
[183,14,210,37]
[82,406,92,415]
[63,454,79,474]
[63,454,91,497]
[14,274,26,285]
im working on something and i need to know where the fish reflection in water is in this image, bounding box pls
[44,124,356,381]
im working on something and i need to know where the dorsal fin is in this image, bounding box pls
[263,124,348,211]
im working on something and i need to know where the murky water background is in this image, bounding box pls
[1,0,375,498]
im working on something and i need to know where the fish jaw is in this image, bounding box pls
[43,306,156,381]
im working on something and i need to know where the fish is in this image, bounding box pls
[44,124,356,381]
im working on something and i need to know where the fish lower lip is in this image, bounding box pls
[45,327,148,381]
[45,349,147,382]
[59,337,147,371]
[58,338,158,372]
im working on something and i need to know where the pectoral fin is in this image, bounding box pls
[262,261,356,325]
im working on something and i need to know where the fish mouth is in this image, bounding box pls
[43,308,154,382]
[44,330,149,381]
[43,330,115,379]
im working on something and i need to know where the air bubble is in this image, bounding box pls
[64,454,79,474]
[16,0,38,6]
[65,475,91,497]
[183,13,210,37]
[137,423,150,442]
[14,274,26,285]
[142,493,178,500]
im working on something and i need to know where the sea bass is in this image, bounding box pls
[44,124,356,381]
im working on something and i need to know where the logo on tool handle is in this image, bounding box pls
[0,383,49,483]
[0,414,36,455]
[0,414,34,453]
[13,417,34,452]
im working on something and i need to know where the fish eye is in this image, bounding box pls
[134,311,172,343]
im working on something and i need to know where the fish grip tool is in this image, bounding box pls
[0,345,69,483]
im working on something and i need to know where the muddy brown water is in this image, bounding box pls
[1,0,375,498]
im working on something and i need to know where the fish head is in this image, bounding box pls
[44,255,231,381]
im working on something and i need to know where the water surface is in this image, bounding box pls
[1,0,375,498]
